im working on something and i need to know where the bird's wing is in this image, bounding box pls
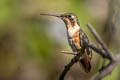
[79,29,92,72]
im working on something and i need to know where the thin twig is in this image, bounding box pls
[61,51,77,55]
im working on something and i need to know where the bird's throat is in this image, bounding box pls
[67,24,80,37]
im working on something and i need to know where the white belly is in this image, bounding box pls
[67,31,79,52]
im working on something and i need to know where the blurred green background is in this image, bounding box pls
[0,0,120,80]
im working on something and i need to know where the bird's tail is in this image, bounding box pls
[79,52,91,73]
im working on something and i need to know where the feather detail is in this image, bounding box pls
[79,50,91,73]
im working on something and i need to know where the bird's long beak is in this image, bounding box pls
[40,13,62,18]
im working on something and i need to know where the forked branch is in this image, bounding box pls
[59,24,120,80]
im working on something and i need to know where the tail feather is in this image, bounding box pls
[79,52,91,73]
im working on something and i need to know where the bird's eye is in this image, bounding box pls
[68,15,71,18]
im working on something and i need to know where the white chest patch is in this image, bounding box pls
[68,24,80,37]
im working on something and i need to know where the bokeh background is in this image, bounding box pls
[0,0,120,80]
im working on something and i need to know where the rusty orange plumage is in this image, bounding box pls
[40,13,92,73]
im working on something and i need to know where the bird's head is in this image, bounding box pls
[40,13,79,29]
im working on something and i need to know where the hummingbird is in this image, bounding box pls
[40,13,92,73]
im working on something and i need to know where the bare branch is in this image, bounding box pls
[59,51,83,80]
[94,54,120,80]
[83,40,110,59]
[59,24,120,80]
[59,55,77,80]
[86,24,113,60]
